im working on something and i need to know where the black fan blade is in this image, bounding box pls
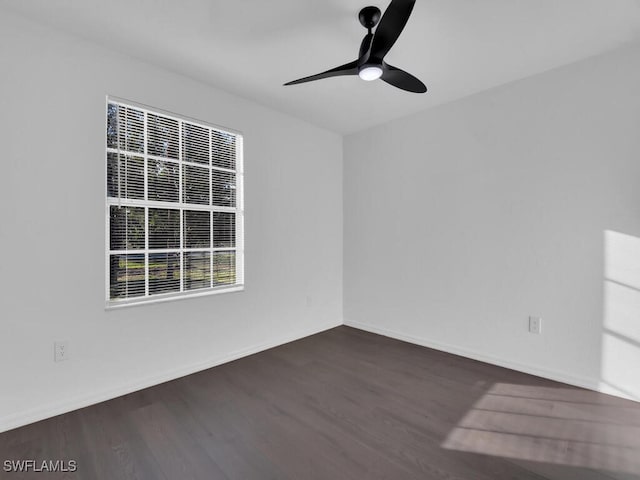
[381,64,427,93]
[284,60,358,86]
[369,0,416,61]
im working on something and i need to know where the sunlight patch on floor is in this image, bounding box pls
[442,382,640,475]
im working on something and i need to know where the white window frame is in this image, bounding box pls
[105,96,244,308]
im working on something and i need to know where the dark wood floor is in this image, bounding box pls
[2,326,640,479]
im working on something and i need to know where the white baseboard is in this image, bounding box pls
[0,320,341,433]
[344,319,638,402]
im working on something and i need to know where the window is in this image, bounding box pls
[105,98,244,307]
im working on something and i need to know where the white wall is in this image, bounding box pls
[0,12,343,432]
[344,43,640,401]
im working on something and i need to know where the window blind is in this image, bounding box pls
[106,99,244,306]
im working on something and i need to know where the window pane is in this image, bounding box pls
[107,153,144,199]
[211,130,236,170]
[149,252,181,295]
[213,251,236,286]
[148,114,179,159]
[106,103,118,149]
[212,170,235,207]
[185,252,211,291]
[183,165,210,205]
[184,210,210,248]
[148,159,179,203]
[110,254,145,300]
[149,208,180,249]
[107,104,145,153]
[110,206,145,250]
[183,123,210,165]
[212,212,235,247]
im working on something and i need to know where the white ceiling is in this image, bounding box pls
[3,0,640,134]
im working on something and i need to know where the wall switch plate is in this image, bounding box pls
[528,316,542,334]
[54,341,69,362]
[306,296,313,307]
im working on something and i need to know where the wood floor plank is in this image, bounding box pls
[78,400,169,480]
[126,401,228,480]
[162,380,289,480]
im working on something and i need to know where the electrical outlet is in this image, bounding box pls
[306,296,313,307]
[54,341,69,362]
[528,317,542,334]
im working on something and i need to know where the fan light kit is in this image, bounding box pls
[359,66,383,81]
[284,0,426,93]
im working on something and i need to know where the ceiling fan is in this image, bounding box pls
[284,0,426,93]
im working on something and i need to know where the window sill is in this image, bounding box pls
[105,285,244,310]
